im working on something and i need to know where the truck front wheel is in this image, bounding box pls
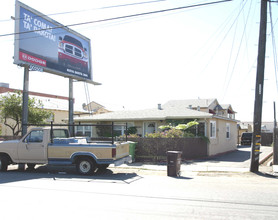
[0,156,8,172]
[76,158,95,175]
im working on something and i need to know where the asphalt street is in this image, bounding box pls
[0,164,278,220]
[0,145,277,219]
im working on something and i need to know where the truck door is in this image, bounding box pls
[17,129,47,163]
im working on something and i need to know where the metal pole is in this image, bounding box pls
[22,66,29,136]
[126,122,128,142]
[250,0,268,172]
[112,122,114,144]
[274,102,277,129]
[69,78,74,136]
[274,128,278,165]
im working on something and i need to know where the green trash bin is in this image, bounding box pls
[128,141,137,162]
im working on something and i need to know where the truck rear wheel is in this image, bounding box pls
[76,158,96,175]
[0,156,8,172]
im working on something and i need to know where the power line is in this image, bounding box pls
[0,0,167,23]
[195,0,245,78]
[269,2,278,94]
[222,0,252,99]
[0,0,232,38]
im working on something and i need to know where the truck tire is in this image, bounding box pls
[0,156,8,172]
[76,157,96,175]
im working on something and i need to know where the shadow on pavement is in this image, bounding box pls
[255,171,278,179]
[208,150,251,163]
[186,149,250,165]
[0,165,142,184]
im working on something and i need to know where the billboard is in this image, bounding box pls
[14,1,98,84]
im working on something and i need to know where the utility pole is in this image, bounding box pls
[250,0,268,172]
[274,103,278,167]
[274,102,277,129]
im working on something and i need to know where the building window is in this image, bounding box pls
[76,125,92,137]
[226,123,230,139]
[210,121,216,138]
[114,122,135,136]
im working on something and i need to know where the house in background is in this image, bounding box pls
[0,83,87,136]
[74,98,238,156]
[80,101,111,115]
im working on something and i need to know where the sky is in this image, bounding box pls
[1,0,278,122]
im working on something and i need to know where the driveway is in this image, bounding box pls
[182,145,273,172]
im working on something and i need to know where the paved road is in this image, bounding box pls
[1,146,276,219]
[0,165,278,220]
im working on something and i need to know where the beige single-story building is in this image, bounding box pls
[74,98,238,156]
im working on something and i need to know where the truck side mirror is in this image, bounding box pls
[59,36,62,41]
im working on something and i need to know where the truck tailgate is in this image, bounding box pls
[115,142,130,159]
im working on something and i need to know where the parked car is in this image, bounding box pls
[241,132,252,145]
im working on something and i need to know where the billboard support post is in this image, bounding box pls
[68,78,74,136]
[22,66,29,136]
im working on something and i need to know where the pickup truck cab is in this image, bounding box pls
[0,127,131,175]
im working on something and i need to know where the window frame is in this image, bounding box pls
[210,121,216,139]
[226,123,230,139]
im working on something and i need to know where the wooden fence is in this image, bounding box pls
[128,137,208,162]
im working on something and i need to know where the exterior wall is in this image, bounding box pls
[51,110,68,124]
[208,118,237,156]
[74,117,238,157]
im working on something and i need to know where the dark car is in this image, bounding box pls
[241,132,252,145]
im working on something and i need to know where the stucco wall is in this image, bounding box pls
[208,118,237,156]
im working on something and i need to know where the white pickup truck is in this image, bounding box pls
[0,127,132,175]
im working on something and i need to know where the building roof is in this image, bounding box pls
[163,99,216,109]
[75,98,239,122]
[75,107,213,122]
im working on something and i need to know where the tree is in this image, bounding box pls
[0,92,52,136]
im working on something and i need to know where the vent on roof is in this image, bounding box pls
[158,104,162,110]
[188,105,192,109]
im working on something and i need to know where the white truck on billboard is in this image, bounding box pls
[58,35,89,73]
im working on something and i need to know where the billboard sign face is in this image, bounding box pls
[14,1,97,84]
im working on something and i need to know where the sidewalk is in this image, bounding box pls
[116,145,274,173]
